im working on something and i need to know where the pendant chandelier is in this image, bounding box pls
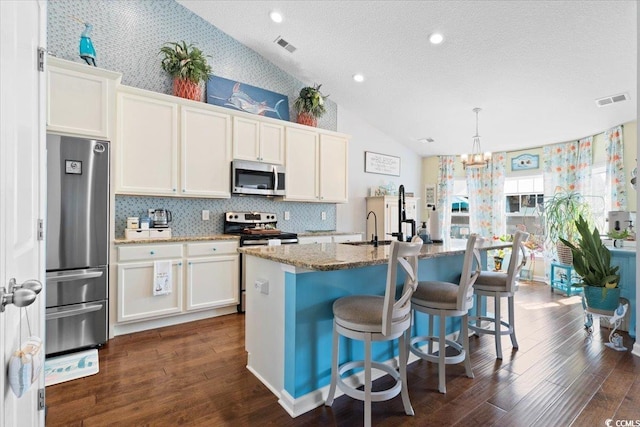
[461,107,491,169]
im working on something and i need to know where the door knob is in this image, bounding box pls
[1,278,42,312]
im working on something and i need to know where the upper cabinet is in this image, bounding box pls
[233,117,284,165]
[115,86,231,198]
[46,56,121,139]
[285,128,349,203]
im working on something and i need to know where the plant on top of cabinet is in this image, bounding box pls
[159,41,212,102]
[293,84,328,127]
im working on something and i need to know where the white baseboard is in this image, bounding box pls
[632,341,640,357]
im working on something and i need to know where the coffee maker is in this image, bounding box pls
[608,211,632,233]
[151,209,172,228]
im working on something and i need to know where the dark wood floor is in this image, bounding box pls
[46,281,639,426]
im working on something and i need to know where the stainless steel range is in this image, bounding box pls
[224,212,298,312]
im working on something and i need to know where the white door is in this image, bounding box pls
[0,1,46,426]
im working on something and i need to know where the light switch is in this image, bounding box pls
[321,212,327,221]
[284,211,290,220]
[202,210,209,220]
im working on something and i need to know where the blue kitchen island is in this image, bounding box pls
[240,239,508,417]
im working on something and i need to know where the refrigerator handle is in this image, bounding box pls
[46,303,103,320]
[46,270,104,283]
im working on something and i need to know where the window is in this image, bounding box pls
[450,179,469,238]
[504,175,544,235]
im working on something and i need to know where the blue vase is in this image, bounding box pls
[584,286,620,312]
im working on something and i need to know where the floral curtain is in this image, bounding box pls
[465,152,506,238]
[542,137,593,197]
[436,156,455,239]
[605,125,627,211]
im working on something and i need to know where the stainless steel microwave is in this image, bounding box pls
[232,160,286,196]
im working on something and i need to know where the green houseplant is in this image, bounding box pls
[541,189,592,265]
[159,41,212,101]
[560,215,620,310]
[293,84,327,127]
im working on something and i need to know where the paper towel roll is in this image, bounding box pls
[429,208,442,240]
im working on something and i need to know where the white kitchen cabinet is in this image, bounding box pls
[233,117,284,164]
[116,86,232,198]
[46,56,121,139]
[331,234,363,243]
[185,242,239,310]
[285,127,349,203]
[116,240,239,324]
[117,260,184,322]
[116,89,179,195]
[298,234,362,244]
[366,196,418,240]
[298,235,333,245]
[181,107,231,197]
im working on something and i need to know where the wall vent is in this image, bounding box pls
[595,93,630,107]
[274,36,297,53]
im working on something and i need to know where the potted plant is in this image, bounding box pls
[159,41,212,101]
[541,188,592,265]
[560,215,620,311]
[293,84,327,127]
[493,249,506,271]
[607,229,629,248]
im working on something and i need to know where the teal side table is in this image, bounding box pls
[550,262,583,296]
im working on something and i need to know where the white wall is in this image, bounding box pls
[336,106,422,234]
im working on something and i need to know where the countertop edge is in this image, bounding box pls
[114,235,240,245]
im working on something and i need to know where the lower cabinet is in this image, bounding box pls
[116,240,239,323]
[298,234,363,245]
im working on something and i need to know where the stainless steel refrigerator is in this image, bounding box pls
[46,134,109,356]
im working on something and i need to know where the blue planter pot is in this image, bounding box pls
[583,286,620,311]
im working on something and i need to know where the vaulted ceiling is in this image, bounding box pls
[178,0,637,157]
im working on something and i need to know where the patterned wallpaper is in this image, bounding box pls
[47,0,338,237]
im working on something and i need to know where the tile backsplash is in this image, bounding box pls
[115,195,337,238]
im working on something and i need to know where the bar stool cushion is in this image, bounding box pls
[474,271,509,290]
[333,295,385,332]
[412,281,459,309]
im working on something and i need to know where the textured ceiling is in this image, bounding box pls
[177,0,637,157]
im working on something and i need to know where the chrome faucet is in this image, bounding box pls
[366,210,378,247]
[393,185,415,242]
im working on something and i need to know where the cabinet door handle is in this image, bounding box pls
[212,248,217,251]
[150,251,155,255]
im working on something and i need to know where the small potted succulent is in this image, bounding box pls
[159,41,212,101]
[293,84,328,127]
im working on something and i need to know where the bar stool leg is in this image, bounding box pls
[494,295,503,360]
[399,330,414,416]
[438,314,446,394]
[428,313,434,355]
[508,295,518,349]
[364,334,372,427]
[462,313,474,378]
[325,321,339,406]
[476,294,484,329]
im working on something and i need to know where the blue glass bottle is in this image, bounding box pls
[79,23,96,66]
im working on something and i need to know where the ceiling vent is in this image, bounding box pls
[418,137,435,144]
[595,93,630,107]
[274,36,297,53]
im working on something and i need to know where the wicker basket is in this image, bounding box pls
[556,241,573,265]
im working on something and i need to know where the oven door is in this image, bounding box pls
[232,160,285,196]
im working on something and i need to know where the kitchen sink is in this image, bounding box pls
[342,240,393,246]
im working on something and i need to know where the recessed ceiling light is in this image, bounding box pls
[270,11,283,23]
[429,33,444,45]
[353,73,364,82]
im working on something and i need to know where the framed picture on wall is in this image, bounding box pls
[425,184,436,207]
[364,151,400,176]
[511,154,539,171]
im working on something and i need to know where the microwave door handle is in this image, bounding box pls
[273,165,278,192]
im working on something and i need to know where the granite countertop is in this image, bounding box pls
[239,239,511,271]
[114,234,240,245]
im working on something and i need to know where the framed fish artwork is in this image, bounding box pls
[206,76,290,121]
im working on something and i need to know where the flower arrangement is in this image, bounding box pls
[293,84,328,126]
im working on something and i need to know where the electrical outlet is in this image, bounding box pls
[148,208,154,217]
[202,210,209,220]
[321,211,326,221]
[284,211,290,220]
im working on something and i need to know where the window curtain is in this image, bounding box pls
[604,125,627,211]
[436,156,455,239]
[465,152,506,238]
[542,137,593,197]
